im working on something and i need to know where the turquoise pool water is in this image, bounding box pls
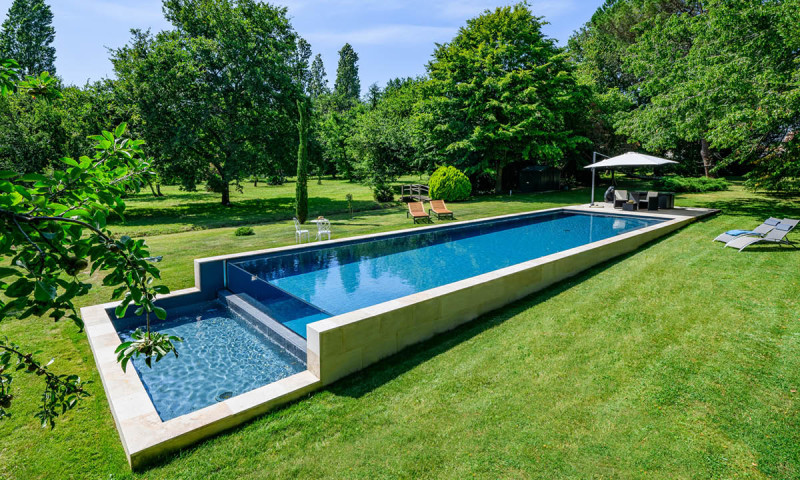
[118,302,304,421]
[229,211,663,338]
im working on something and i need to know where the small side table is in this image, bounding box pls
[622,203,638,212]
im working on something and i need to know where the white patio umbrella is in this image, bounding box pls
[584,152,678,206]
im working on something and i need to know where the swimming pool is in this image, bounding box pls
[86,206,715,468]
[227,211,663,338]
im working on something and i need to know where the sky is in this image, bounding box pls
[0,0,605,93]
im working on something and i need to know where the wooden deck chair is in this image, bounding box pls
[407,202,430,224]
[428,199,454,220]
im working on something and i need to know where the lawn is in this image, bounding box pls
[1,181,799,479]
[109,175,429,237]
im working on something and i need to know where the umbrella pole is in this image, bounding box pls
[590,152,596,206]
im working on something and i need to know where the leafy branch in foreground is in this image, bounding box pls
[0,58,180,426]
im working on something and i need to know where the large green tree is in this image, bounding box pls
[334,43,360,103]
[425,3,589,192]
[0,0,56,76]
[112,0,304,205]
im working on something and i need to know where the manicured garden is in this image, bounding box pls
[1,182,799,479]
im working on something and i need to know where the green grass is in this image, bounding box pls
[1,180,799,479]
[111,175,429,237]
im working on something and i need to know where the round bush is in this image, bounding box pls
[429,166,472,202]
[234,226,255,236]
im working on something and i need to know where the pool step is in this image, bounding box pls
[218,291,307,364]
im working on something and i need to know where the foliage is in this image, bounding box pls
[424,3,590,193]
[234,226,254,236]
[654,175,729,193]
[111,0,304,206]
[575,0,800,184]
[295,99,309,223]
[429,165,471,202]
[348,78,428,187]
[0,0,56,76]
[334,43,360,103]
[314,93,363,180]
[372,183,393,202]
[308,53,329,100]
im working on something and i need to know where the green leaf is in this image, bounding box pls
[153,306,167,320]
[0,267,20,279]
[114,123,127,138]
[61,157,79,167]
[34,281,57,302]
[5,278,34,297]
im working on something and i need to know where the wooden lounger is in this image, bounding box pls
[407,201,430,223]
[429,199,454,220]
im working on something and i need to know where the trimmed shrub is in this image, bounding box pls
[654,175,729,193]
[429,166,472,201]
[234,226,255,236]
[373,183,394,202]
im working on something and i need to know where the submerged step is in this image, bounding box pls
[218,290,307,363]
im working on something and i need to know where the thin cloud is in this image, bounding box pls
[306,24,456,47]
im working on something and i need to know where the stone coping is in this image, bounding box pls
[81,204,717,469]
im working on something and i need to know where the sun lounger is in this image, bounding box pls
[724,218,798,251]
[428,199,454,220]
[407,201,430,223]
[713,217,781,243]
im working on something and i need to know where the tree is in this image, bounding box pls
[425,3,589,193]
[112,0,303,206]
[308,54,329,100]
[295,99,309,223]
[348,78,429,187]
[607,0,800,182]
[0,0,56,76]
[0,60,178,426]
[334,43,360,103]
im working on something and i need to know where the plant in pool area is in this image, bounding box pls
[0,58,179,426]
[234,226,255,236]
[346,193,353,217]
[373,183,393,202]
[429,166,472,202]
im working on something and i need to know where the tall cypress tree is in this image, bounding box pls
[334,43,360,101]
[308,53,329,99]
[295,99,309,223]
[0,0,56,76]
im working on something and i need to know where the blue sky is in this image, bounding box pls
[0,0,604,93]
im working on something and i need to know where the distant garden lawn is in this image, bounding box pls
[1,181,799,479]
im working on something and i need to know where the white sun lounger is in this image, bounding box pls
[713,217,781,243]
[724,218,798,251]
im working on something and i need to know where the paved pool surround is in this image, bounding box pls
[81,205,717,469]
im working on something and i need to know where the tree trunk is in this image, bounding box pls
[495,160,504,194]
[700,138,713,177]
[221,183,231,206]
[146,180,158,197]
[253,177,258,187]
[156,183,163,197]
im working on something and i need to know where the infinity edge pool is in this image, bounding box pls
[81,205,717,469]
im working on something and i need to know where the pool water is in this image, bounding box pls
[118,302,304,421]
[229,211,663,338]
